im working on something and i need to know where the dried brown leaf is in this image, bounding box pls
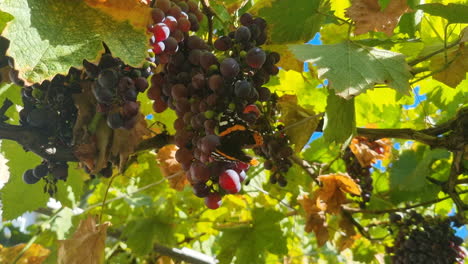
[315,173,361,214]
[0,243,50,264]
[350,136,392,167]
[336,216,358,251]
[345,0,410,36]
[298,195,329,247]
[58,216,110,264]
[157,145,188,191]
[110,113,151,170]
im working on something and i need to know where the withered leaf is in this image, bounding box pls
[315,173,361,214]
[157,145,188,191]
[345,0,411,36]
[336,216,358,252]
[0,243,50,264]
[350,137,392,167]
[298,195,329,247]
[58,216,110,264]
[111,113,151,170]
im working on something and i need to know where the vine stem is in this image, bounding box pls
[200,0,214,45]
[344,189,468,214]
[407,37,460,66]
[84,171,184,212]
[99,173,117,224]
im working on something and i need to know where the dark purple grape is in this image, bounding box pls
[175,147,193,165]
[189,161,210,183]
[208,74,223,93]
[253,17,267,31]
[234,80,252,98]
[155,0,170,12]
[188,49,202,65]
[123,101,139,118]
[193,182,211,197]
[51,163,68,180]
[246,47,266,69]
[107,112,124,129]
[220,58,240,78]
[163,37,179,54]
[240,13,254,26]
[191,73,206,90]
[151,8,165,23]
[258,87,271,101]
[124,87,138,102]
[214,36,232,51]
[23,169,40,184]
[92,83,114,104]
[235,26,251,43]
[188,13,200,31]
[171,84,189,99]
[97,69,119,89]
[134,77,149,92]
[187,36,206,50]
[33,164,49,178]
[200,51,217,70]
[200,134,220,154]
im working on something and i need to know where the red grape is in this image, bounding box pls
[219,169,241,194]
[205,192,222,209]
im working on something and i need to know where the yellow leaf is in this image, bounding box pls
[430,44,468,88]
[0,243,50,264]
[345,0,411,36]
[157,145,188,191]
[85,0,153,29]
[278,95,320,152]
[263,44,303,72]
[58,216,110,264]
[315,173,361,214]
[298,195,329,247]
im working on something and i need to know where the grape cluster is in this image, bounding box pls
[15,65,82,192]
[146,10,280,209]
[83,53,150,130]
[149,0,203,65]
[387,212,465,264]
[343,147,372,207]
[253,119,294,187]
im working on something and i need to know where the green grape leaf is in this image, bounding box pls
[55,164,84,208]
[218,208,287,264]
[123,216,176,256]
[417,3,468,24]
[0,83,22,124]
[250,0,328,44]
[0,10,13,32]
[0,0,149,85]
[0,140,48,220]
[51,207,74,240]
[289,42,412,99]
[323,92,356,144]
[389,146,450,203]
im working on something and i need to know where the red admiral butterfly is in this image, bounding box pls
[211,110,263,166]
